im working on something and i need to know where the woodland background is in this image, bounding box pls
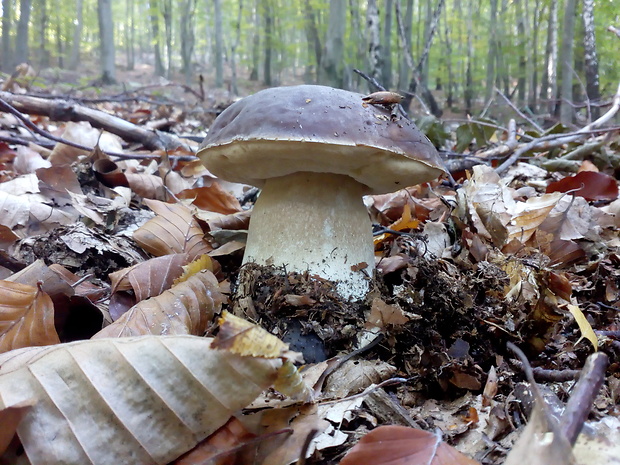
[1,0,618,123]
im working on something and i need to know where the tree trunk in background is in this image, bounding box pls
[263,0,274,86]
[15,0,32,65]
[249,0,260,81]
[381,0,394,89]
[162,0,173,78]
[348,0,365,89]
[397,0,413,91]
[1,0,12,71]
[37,0,49,68]
[97,0,116,84]
[56,22,64,68]
[366,0,381,83]
[539,0,558,113]
[69,0,84,70]
[416,0,444,89]
[214,0,224,87]
[464,0,473,113]
[230,0,243,94]
[515,0,526,106]
[149,0,165,76]
[126,0,135,70]
[419,0,432,88]
[527,0,540,111]
[582,0,600,119]
[496,0,509,95]
[303,0,321,83]
[484,0,497,103]
[180,0,196,84]
[442,3,454,107]
[321,0,346,88]
[559,0,577,123]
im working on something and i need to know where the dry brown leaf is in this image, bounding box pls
[0,280,60,354]
[134,199,212,258]
[0,336,283,465]
[507,192,563,243]
[172,417,257,465]
[197,209,252,232]
[366,297,409,329]
[0,400,33,456]
[94,270,223,338]
[109,253,192,300]
[340,425,480,465]
[178,183,243,215]
[125,171,166,200]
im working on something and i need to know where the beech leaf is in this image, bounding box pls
[339,425,480,465]
[94,270,224,338]
[133,199,212,258]
[0,280,60,353]
[0,335,283,465]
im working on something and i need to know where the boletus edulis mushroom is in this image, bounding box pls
[198,85,444,301]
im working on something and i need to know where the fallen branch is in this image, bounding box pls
[495,81,620,174]
[0,90,192,152]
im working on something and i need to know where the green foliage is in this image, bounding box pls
[416,115,451,148]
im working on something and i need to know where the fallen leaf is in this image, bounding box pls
[94,270,223,338]
[0,335,283,465]
[546,171,618,201]
[567,304,598,351]
[0,280,60,353]
[133,199,212,258]
[340,425,480,465]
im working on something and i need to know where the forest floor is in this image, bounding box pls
[0,62,619,465]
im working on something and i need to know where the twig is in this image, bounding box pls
[560,352,608,445]
[495,88,544,133]
[608,25,620,40]
[495,80,620,174]
[509,358,581,382]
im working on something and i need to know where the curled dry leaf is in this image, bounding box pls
[133,198,212,258]
[177,182,242,215]
[546,171,619,201]
[94,270,224,338]
[0,280,60,354]
[340,425,480,465]
[0,336,283,465]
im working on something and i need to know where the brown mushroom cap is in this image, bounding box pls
[198,85,444,194]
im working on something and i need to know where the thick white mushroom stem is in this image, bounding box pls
[243,172,375,301]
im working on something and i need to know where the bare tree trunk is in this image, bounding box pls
[348,0,365,88]
[149,0,165,76]
[180,0,196,84]
[366,0,381,82]
[515,0,526,106]
[539,0,558,113]
[442,2,454,107]
[214,0,224,87]
[582,0,600,119]
[162,0,173,78]
[15,0,32,65]
[464,0,473,113]
[321,0,346,88]
[263,0,274,86]
[496,0,509,95]
[249,0,260,81]
[485,0,497,103]
[382,0,394,88]
[527,0,540,111]
[230,0,243,94]
[1,0,12,71]
[559,0,577,123]
[397,0,413,91]
[416,0,445,88]
[97,0,116,84]
[303,0,321,83]
[37,0,50,68]
[69,0,84,70]
[126,0,135,70]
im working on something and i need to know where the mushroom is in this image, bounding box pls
[198,85,444,300]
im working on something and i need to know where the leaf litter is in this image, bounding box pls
[0,73,618,465]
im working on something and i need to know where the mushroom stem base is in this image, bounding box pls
[243,172,375,300]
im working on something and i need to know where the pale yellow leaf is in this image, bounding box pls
[567,304,598,351]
